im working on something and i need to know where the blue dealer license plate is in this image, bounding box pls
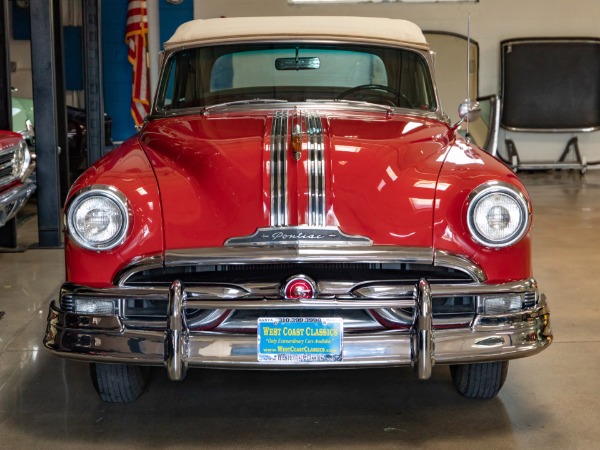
[257,317,343,363]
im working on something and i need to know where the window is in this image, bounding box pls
[157,43,437,111]
[210,49,387,91]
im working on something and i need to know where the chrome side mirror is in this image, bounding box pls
[452,99,481,131]
[459,99,481,122]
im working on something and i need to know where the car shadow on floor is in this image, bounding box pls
[3,352,549,449]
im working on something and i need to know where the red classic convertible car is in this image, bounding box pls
[0,130,35,228]
[44,16,552,402]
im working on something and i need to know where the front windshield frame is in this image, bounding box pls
[153,41,438,114]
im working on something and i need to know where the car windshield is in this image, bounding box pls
[156,43,437,112]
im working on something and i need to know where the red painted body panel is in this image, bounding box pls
[65,140,164,287]
[327,113,449,247]
[0,131,28,200]
[0,130,23,147]
[140,109,450,249]
[433,141,532,282]
[139,115,270,249]
[65,106,532,285]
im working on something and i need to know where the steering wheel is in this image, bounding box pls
[336,84,415,108]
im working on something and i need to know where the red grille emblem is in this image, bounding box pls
[283,276,316,299]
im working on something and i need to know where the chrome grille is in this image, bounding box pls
[123,262,474,287]
[0,145,18,188]
[121,262,477,330]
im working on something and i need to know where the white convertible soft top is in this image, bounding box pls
[164,16,429,51]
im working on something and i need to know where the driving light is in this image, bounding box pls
[66,186,130,251]
[467,182,530,248]
[73,299,116,315]
[480,294,523,314]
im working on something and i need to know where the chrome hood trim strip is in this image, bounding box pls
[268,109,326,228]
[270,111,289,226]
[165,245,434,267]
[306,111,326,226]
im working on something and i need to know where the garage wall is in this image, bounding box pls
[102,0,194,141]
[8,0,194,143]
[193,0,600,163]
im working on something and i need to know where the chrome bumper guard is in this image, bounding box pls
[44,278,552,381]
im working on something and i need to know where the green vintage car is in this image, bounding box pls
[11,95,34,137]
[11,93,113,180]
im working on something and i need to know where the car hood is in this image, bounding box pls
[139,108,451,250]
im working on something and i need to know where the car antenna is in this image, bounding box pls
[465,14,472,142]
[451,15,480,134]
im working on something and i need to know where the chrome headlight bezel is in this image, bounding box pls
[467,181,531,248]
[66,185,131,251]
[16,139,32,180]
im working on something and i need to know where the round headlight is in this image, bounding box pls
[66,186,130,251]
[467,182,530,248]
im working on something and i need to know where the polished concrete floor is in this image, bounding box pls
[1,170,599,449]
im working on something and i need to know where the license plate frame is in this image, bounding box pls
[257,317,343,363]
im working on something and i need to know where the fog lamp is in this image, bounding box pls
[73,299,116,315]
[481,294,523,314]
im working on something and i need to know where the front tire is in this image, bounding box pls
[90,363,150,402]
[450,361,508,399]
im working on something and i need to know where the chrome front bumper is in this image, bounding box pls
[44,277,552,381]
[0,179,36,227]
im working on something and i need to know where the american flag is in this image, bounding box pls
[125,0,150,126]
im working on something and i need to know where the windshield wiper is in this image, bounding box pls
[203,98,288,113]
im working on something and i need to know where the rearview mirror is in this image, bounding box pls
[275,57,320,71]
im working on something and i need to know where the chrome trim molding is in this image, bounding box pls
[0,139,29,188]
[306,111,326,226]
[165,245,434,267]
[268,109,326,228]
[434,250,486,283]
[225,226,372,247]
[218,311,379,332]
[270,111,289,226]
[115,254,165,286]
[60,278,537,307]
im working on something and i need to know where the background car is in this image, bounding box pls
[66,105,113,178]
[0,130,35,228]
[10,94,34,136]
[11,93,113,181]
